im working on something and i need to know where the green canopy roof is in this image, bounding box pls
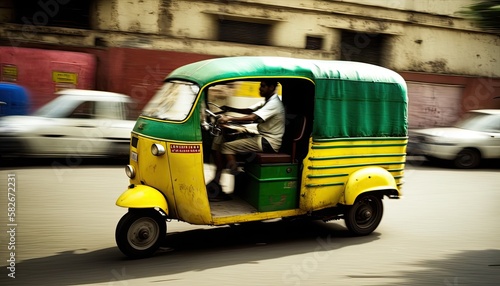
[168,56,405,86]
[168,56,408,138]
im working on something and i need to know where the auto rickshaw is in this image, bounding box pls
[115,56,408,258]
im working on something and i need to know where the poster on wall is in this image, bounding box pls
[1,64,18,82]
[52,71,78,92]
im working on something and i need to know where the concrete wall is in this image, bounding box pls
[391,27,500,76]
[161,0,498,77]
[1,0,497,78]
[0,0,498,112]
[338,0,472,16]
[93,0,161,33]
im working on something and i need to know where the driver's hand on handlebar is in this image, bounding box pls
[217,115,231,124]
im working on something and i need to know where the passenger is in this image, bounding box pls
[208,80,285,201]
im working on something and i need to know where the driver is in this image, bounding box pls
[208,80,285,201]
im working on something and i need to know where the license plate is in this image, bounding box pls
[130,151,138,162]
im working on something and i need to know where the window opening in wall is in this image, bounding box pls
[13,0,91,29]
[340,31,387,65]
[218,19,271,46]
[305,36,323,50]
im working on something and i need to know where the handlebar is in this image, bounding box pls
[205,109,221,119]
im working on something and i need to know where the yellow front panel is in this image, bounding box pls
[131,136,177,217]
[167,142,212,224]
[300,137,407,211]
[131,136,212,224]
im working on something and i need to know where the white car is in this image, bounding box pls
[410,109,500,168]
[0,89,137,158]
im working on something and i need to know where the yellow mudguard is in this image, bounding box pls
[341,167,398,205]
[116,185,168,215]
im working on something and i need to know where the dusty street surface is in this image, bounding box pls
[0,159,499,285]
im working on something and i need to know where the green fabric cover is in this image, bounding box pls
[314,79,407,138]
[167,57,408,139]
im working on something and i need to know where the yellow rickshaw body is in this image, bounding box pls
[300,137,406,211]
[117,56,408,226]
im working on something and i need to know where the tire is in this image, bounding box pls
[454,149,480,169]
[115,210,166,259]
[345,194,383,236]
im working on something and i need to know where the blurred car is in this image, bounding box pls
[410,109,500,168]
[0,89,137,158]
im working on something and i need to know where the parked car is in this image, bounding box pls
[0,89,137,158]
[409,109,500,168]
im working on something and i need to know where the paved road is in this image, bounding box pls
[0,158,499,285]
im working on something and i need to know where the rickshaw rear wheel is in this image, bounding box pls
[115,209,166,259]
[344,194,383,236]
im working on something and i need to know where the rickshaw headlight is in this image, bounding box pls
[151,143,166,156]
[125,165,135,179]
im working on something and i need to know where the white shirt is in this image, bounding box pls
[252,94,285,151]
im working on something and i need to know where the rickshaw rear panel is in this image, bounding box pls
[300,137,406,211]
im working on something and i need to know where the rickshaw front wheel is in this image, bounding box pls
[344,194,383,236]
[115,209,166,259]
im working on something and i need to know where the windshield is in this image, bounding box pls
[32,96,82,118]
[142,81,200,120]
[455,112,500,132]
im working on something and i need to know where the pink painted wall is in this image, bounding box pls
[0,47,96,111]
